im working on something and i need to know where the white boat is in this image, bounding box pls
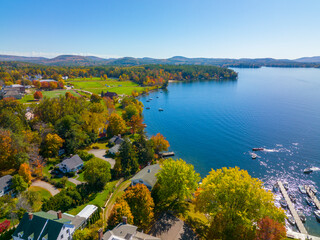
[297,209,306,223]
[289,193,297,203]
[314,210,320,222]
[299,185,306,194]
[251,153,257,159]
[283,182,289,190]
[304,167,320,174]
[309,185,317,194]
[280,199,288,208]
[305,197,315,207]
[287,215,296,226]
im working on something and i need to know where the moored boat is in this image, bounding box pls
[289,193,297,203]
[297,209,306,223]
[287,215,296,226]
[283,182,289,190]
[273,183,279,192]
[299,185,306,194]
[280,199,288,208]
[251,153,257,159]
[146,100,150,102]
[158,108,164,111]
[305,197,315,207]
[304,168,313,174]
[309,185,317,194]
[146,107,150,110]
[314,210,320,222]
[252,148,264,151]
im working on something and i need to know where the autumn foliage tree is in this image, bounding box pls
[0,129,17,171]
[107,113,127,136]
[128,115,144,134]
[49,81,58,90]
[33,80,41,89]
[255,217,286,240]
[195,167,286,240]
[18,163,32,184]
[33,91,43,100]
[150,133,170,155]
[108,198,134,228]
[40,133,64,158]
[123,184,154,231]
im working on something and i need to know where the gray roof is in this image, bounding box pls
[47,210,85,229]
[109,144,121,154]
[59,154,83,169]
[40,79,57,82]
[109,135,124,145]
[103,223,160,240]
[0,175,12,191]
[131,164,160,188]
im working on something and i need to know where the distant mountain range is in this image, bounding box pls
[1,54,320,67]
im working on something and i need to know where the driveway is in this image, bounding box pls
[88,149,115,168]
[31,180,60,196]
[68,178,82,186]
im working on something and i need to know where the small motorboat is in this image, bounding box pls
[273,184,279,192]
[297,209,306,223]
[309,185,317,194]
[146,100,150,102]
[251,153,257,159]
[289,193,297,203]
[287,215,296,226]
[146,107,150,110]
[305,197,315,207]
[252,148,264,151]
[314,210,320,222]
[304,168,313,174]
[283,182,289,191]
[156,96,159,98]
[158,108,164,111]
[280,199,288,208]
[299,185,306,194]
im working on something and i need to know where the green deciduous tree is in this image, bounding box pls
[107,113,127,136]
[12,175,28,193]
[195,167,286,240]
[155,158,200,210]
[84,158,111,190]
[117,138,139,177]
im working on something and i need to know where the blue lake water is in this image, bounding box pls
[140,67,320,236]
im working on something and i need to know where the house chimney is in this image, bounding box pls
[98,228,103,240]
[122,216,127,224]
[28,213,33,220]
[57,210,62,219]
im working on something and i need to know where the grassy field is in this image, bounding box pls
[67,78,146,95]
[67,180,117,215]
[19,89,78,103]
[28,186,52,200]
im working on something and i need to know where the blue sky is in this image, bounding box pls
[0,0,319,59]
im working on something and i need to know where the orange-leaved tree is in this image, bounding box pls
[40,133,64,158]
[33,91,43,100]
[150,133,170,155]
[108,198,133,229]
[18,163,32,184]
[0,129,17,171]
[123,184,154,231]
[255,216,286,240]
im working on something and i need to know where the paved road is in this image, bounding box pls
[88,149,115,168]
[31,180,60,196]
[68,177,83,186]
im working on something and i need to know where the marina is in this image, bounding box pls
[306,185,320,210]
[277,181,308,235]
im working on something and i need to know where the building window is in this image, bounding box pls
[61,235,63,238]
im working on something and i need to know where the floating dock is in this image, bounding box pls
[160,152,175,157]
[277,181,308,235]
[305,185,320,210]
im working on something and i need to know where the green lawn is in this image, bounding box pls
[67,180,117,215]
[28,186,52,200]
[41,89,78,98]
[67,78,147,95]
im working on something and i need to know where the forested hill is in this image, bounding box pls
[0,54,320,68]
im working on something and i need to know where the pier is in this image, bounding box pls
[277,181,308,235]
[160,152,175,157]
[305,185,320,210]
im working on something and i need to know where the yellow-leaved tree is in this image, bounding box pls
[195,167,286,240]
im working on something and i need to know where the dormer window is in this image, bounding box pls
[18,231,24,237]
[28,233,34,240]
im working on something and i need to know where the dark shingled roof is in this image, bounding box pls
[0,175,12,191]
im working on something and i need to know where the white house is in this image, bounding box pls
[131,164,161,191]
[57,155,84,173]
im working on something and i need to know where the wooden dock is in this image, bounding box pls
[277,181,308,235]
[305,185,320,210]
[160,152,175,157]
